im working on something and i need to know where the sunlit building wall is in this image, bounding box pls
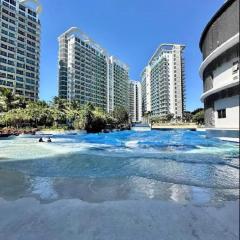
[58,27,129,112]
[129,80,142,123]
[141,44,185,118]
[0,0,41,100]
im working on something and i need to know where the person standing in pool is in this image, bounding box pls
[47,137,52,143]
[39,137,44,142]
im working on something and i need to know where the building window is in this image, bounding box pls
[217,109,226,119]
[232,61,239,74]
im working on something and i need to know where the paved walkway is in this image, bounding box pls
[0,198,239,240]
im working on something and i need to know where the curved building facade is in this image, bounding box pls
[199,0,239,131]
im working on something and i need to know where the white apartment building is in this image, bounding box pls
[199,0,239,133]
[141,44,185,119]
[0,0,42,100]
[108,56,129,112]
[141,66,151,114]
[129,80,142,123]
[58,27,129,112]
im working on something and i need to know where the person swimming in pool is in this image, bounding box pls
[39,137,44,142]
[47,137,52,143]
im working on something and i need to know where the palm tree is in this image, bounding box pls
[52,97,68,111]
[0,96,5,112]
[0,88,15,112]
[12,96,28,110]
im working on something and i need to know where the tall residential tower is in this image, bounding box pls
[141,44,185,119]
[0,0,42,100]
[129,80,142,123]
[58,27,129,112]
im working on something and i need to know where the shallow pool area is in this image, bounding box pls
[0,130,239,204]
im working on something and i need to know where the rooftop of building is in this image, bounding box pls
[0,0,42,19]
[140,43,185,78]
[20,0,42,13]
[59,27,129,71]
[130,80,141,85]
[149,44,185,66]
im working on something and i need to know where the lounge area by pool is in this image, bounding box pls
[0,130,239,239]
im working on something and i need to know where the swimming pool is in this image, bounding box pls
[0,130,239,204]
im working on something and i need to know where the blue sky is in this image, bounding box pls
[39,0,224,111]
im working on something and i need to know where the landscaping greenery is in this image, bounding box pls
[0,88,129,133]
[0,88,204,132]
[148,109,204,125]
[192,109,204,125]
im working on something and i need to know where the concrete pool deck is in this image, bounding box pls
[0,198,238,240]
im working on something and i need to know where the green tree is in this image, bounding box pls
[192,110,204,125]
[166,113,174,122]
[0,108,29,128]
[191,108,203,115]
[112,106,129,125]
[183,111,193,122]
[0,88,15,112]
[0,93,132,132]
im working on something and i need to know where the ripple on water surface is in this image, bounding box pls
[0,130,239,203]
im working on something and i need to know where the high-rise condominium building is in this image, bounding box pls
[141,44,185,119]
[0,0,42,100]
[108,56,129,112]
[58,27,129,112]
[141,66,151,115]
[199,0,239,133]
[129,80,142,123]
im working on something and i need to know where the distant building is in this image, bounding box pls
[199,0,239,133]
[0,0,42,100]
[129,80,142,123]
[58,27,129,112]
[108,56,129,112]
[141,66,151,115]
[141,44,185,119]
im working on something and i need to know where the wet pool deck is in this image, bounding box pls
[0,198,238,240]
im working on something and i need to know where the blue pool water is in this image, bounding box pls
[0,130,239,204]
